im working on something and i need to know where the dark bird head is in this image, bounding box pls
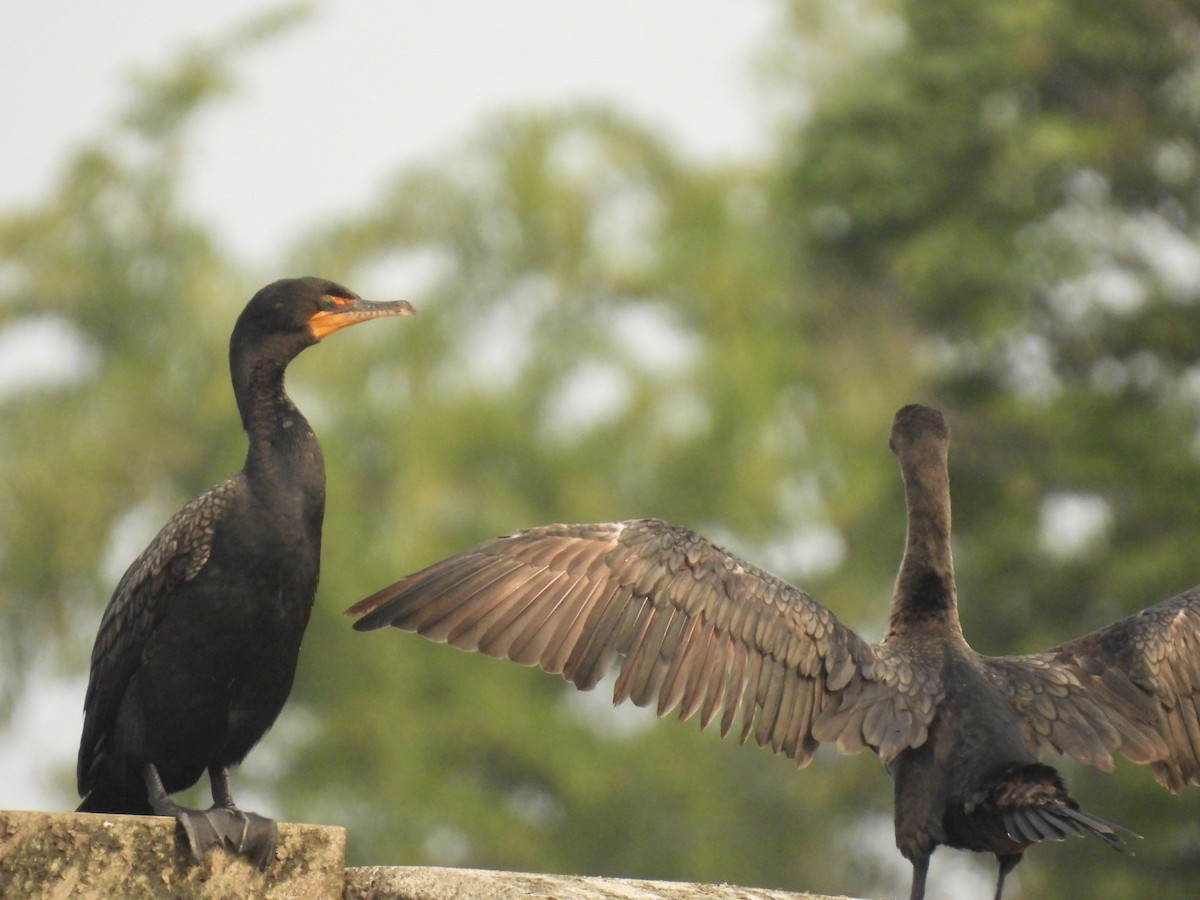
[889,404,950,459]
[233,276,416,362]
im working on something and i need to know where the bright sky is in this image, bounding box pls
[2,0,776,266]
[0,0,774,809]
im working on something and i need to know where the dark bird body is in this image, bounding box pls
[348,405,1200,899]
[78,277,413,867]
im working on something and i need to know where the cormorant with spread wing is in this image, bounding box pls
[78,277,414,868]
[348,405,1200,899]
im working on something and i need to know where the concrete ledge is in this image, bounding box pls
[0,809,345,899]
[345,865,857,899]
[1,810,854,899]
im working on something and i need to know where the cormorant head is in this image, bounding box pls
[232,276,416,361]
[889,404,949,459]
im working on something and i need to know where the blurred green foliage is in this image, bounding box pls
[3,1,1200,897]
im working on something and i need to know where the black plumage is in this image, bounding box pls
[347,404,1200,899]
[78,276,413,868]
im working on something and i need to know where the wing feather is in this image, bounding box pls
[716,640,745,739]
[475,568,570,657]
[540,578,609,676]
[565,573,645,684]
[987,586,1200,792]
[349,519,929,766]
[658,615,702,718]
[698,636,735,731]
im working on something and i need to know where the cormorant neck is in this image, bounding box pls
[887,431,961,636]
[230,343,323,486]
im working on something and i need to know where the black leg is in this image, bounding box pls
[144,762,225,863]
[144,761,193,820]
[141,762,277,870]
[909,853,930,900]
[209,765,236,808]
[994,853,1022,900]
[203,765,278,870]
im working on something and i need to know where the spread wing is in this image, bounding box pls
[76,478,237,795]
[349,518,940,765]
[985,585,1200,792]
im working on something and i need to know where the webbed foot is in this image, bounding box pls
[175,806,278,870]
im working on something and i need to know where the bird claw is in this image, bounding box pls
[175,807,278,870]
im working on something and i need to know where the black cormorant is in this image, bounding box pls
[78,276,414,869]
[348,405,1200,900]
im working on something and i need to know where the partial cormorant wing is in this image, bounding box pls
[77,478,237,795]
[349,518,939,765]
[985,586,1200,792]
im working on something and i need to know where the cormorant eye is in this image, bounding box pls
[319,296,336,311]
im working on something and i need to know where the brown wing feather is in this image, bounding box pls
[986,586,1200,792]
[349,518,935,766]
